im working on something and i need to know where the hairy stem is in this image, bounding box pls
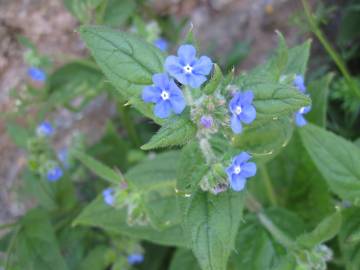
[301,0,360,98]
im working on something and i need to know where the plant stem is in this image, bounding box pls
[301,0,360,98]
[260,164,278,206]
[117,102,141,147]
[246,193,294,249]
[183,86,194,106]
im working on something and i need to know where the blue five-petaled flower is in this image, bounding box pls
[127,253,144,265]
[27,67,46,82]
[142,73,186,118]
[36,121,54,137]
[47,166,63,182]
[165,44,213,88]
[226,152,257,191]
[103,188,115,206]
[229,90,256,134]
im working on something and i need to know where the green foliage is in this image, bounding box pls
[9,209,68,270]
[79,26,164,123]
[180,191,244,270]
[300,123,360,203]
[141,117,196,150]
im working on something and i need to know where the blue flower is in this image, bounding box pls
[36,121,54,137]
[47,166,63,182]
[200,115,213,129]
[102,188,115,206]
[142,73,186,118]
[27,67,46,82]
[226,152,256,191]
[228,91,256,134]
[154,38,168,52]
[165,44,213,88]
[127,253,144,265]
[295,106,311,127]
[293,74,306,93]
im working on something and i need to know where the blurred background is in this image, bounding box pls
[0,0,359,251]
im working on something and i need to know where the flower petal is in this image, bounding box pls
[152,73,170,89]
[168,80,186,114]
[240,162,257,178]
[192,56,213,75]
[142,86,161,103]
[188,74,207,88]
[234,152,251,165]
[154,100,172,118]
[295,112,307,127]
[165,56,183,77]
[242,90,254,104]
[229,92,241,113]
[230,174,247,192]
[230,115,242,134]
[178,44,196,64]
[240,105,256,124]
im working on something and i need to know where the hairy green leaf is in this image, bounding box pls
[141,117,196,150]
[72,150,120,184]
[74,196,186,247]
[203,64,223,95]
[10,209,68,270]
[79,26,164,122]
[300,124,360,203]
[169,249,200,270]
[176,142,209,193]
[181,191,244,270]
[297,211,342,249]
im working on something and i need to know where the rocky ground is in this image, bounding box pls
[0,0,308,224]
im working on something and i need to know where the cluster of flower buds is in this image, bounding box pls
[294,244,333,270]
[102,181,148,226]
[28,121,72,182]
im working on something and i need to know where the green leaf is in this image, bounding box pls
[79,245,110,270]
[101,0,136,27]
[266,131,333,227]
[339,208,360,269]
[297,211,342,249]
[176,142,209,193]
[72,150,120,184]
[47,61,104,110]
[73,196,187,247]
[232,116,294,161]
[169,249,200,270]
[268,31,288,79]
[141,117,196,150]
[300,124,360,203]
[203,64,223,95]
[284,40,311,75]
[306,74,333,127]
[125,151,179,191]
[11,209,68,270]
[181,191,244,270]
[79,26,164,123]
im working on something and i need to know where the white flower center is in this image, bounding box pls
[160,90,170,100]
[299,107,306,114]
[234,165,241,174]
[183,64,193,74]
[235,106,242,115]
